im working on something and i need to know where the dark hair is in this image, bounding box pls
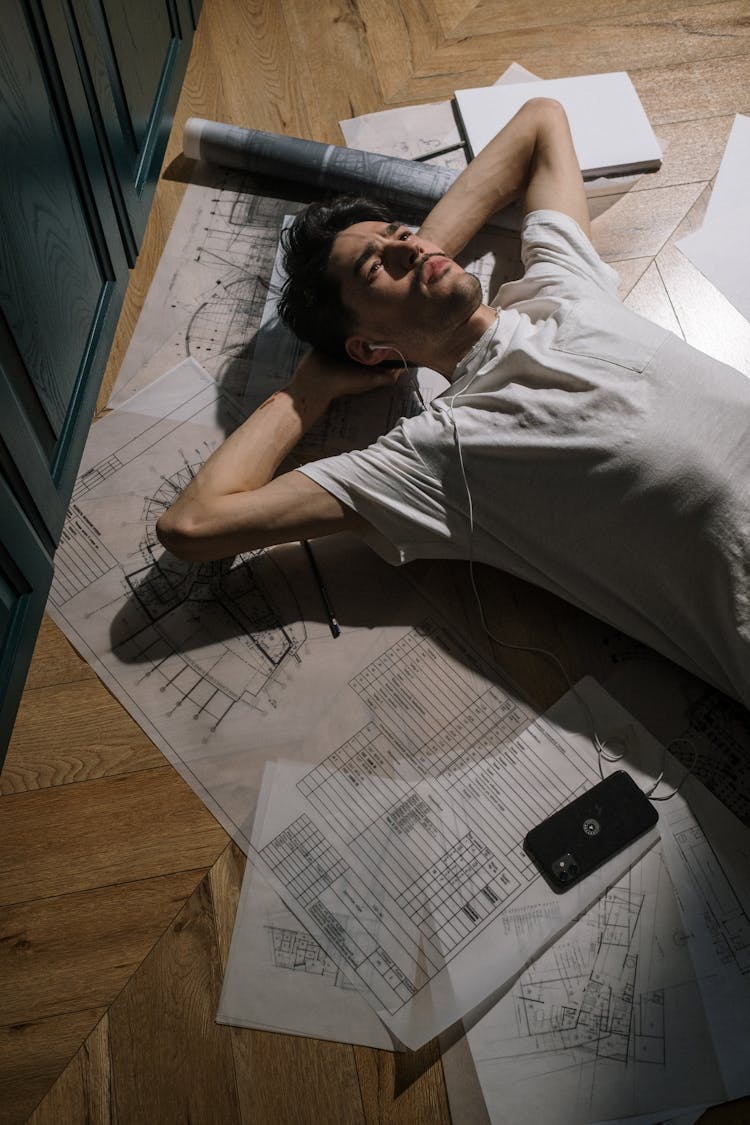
[278,196,396,359]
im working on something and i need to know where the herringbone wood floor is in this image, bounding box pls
[2,0,750,1121]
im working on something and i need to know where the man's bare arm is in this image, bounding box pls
[156,354,399,562]
[418,98,589,258]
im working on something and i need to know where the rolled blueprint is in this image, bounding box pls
[183,117,460,215]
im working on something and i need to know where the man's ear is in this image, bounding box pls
[345,336,399,366]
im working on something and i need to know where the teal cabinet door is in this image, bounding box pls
[0,476,54,754]
[63,0,197,259]
[0,0,199,762]
[0,0,128,544]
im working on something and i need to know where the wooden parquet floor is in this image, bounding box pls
[2,0,750,1121]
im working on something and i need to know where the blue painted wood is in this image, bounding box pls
[0,0,107,438]
[0,0,128,544]
[0,0,199,757]
[0,476,54,763]
[67,0,195,258]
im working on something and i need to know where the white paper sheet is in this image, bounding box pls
[454,73,662,177]
[50,360,532,850]
[217,859,394,1048]
[443,683,750,1125]
[337,63,542,173]
[659,777,750,1100]
[339,99,466,170]
[676,115,750,324]
[459,838,725,1125]
[247,679,664,1048]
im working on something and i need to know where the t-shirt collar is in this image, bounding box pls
[449,307,511,390]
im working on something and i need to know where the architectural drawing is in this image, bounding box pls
[249,682,665,1048]
[462,845,726,1125]
[659,780,750,1099]
[110,172,298,407]
[606,659,750,826]
[217,859,394,1048]
[185,117,460,218]
[51,373,306,737]
[267,925,339,980]
[51,359,534,855]
[510,886,654,1063]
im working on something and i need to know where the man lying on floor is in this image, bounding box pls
[156,98,750,708]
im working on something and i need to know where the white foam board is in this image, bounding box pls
[454,72,662,178]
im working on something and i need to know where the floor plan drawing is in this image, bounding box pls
[267,924,340,980]
[110,172,297,409]
[50,359,531,852]
[217,859,394,1048]
[510,886,649,1062]
[463,845,726,1124]
[249,683,666,1048]
[670,820,750,976]
[51,367,306,738]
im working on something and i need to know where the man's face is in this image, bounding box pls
[327,220,482,349]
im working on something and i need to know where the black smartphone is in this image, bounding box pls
[523,770,658,893]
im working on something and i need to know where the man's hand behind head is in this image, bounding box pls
[289,348,403,408]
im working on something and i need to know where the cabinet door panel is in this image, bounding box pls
[0,0,126,543]
[69,0,192,254]
[103,0,173,151]
[0,0,109,438]
[0,476,54,758]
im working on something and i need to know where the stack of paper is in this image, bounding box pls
[454,72,662,178]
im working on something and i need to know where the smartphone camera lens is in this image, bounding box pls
[553,853,579,884]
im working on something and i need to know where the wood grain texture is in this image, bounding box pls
[206,840,246,969]
[0,1007,107,1125]
[354,1041,452,1125]
[2,678,164,795]
[229,1030,365,1125]
[4,0,750,1122]
[25,1014,112,1125]
[106,876,241,1125]
[0,767,226,904]
[21,616,96,692]
[282,0,384,136]
[0,870,204,1025]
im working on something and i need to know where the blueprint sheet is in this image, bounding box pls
[246,679,663,1048]
[605,658,750,828]
[659,777,750,1100]
[447,781,750,1125]
[441,685,750,1125]
[217,858,394,1048]
[51,359,534,848]
[452,842,724,1125]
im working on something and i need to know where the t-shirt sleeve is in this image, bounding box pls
[296,415,467,566]
[499,209,621,306]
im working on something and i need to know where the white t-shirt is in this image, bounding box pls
[299,210,750,705]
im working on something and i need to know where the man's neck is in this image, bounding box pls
[424,304,499,379]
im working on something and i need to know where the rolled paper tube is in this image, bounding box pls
[182,117,461,215]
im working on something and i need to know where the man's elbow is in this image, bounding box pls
[155,508,217,563]
[523,96,566,121]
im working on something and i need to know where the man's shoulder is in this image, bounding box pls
[518,208,620,298]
